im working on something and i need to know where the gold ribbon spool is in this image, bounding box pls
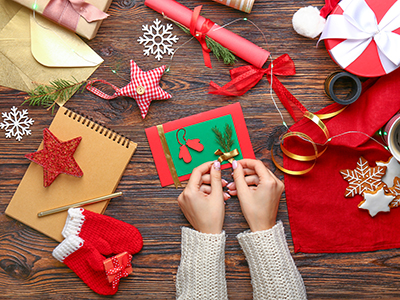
[214,149,239,163]
[272,106,347,175]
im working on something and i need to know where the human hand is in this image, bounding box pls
[177,161,229,234]
[227,159,284,232]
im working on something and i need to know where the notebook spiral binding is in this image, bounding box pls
[63,108,132,148]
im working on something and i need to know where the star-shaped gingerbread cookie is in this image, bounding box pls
[25,128,83,187]
[358,185,394,217]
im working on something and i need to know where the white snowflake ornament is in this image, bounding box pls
[137,18,179,61]
[0,106,34,141]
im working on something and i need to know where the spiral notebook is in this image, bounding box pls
[5,107,137,242]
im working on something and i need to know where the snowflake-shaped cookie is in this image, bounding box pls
[387,177,400,208]
[340,156,386,198]
[137,18,179,61]
[0,106,34,141]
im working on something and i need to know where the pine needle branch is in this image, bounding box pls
[212,124,235,153]
[23,78,88,113]
[174,21,237,65]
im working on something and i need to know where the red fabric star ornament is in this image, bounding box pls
[25,128,83,187]
[86,60,172,119]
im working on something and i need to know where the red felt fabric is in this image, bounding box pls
[284,67,400,253]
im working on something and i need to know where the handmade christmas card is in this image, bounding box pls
[146,102,255,187]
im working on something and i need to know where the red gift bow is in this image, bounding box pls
[209,54,306,122]
[43,0,109,32]
[105,253,132,289]
[190,5,215,69]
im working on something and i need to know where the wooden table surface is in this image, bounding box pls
[1,0,400,299]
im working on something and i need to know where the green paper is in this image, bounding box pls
[164,115,243,177]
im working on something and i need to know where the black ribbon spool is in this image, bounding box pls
[324,71,362,105]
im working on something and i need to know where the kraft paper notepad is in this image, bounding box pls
[5,106,137,242]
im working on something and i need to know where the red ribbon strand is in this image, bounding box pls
[190,5,215,69]
[209,54,306,122]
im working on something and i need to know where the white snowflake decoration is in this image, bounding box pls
[137,18,179,61]
[0,106,34,141]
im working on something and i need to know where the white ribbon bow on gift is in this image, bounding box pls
[319,0,400,74]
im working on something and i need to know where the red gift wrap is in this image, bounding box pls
[145,0,270,68]
[320,0,400,77]
[103,252,132,286]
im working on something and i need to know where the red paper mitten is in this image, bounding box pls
[179,144,192,163]
[186,139,204,152]
[61,208,143,256]
[52,235,119,295]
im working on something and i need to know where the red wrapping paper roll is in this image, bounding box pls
[145,0,270,68]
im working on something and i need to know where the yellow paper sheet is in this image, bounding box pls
[0,0,102,93]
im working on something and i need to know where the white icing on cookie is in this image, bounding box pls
[359,186,394,217]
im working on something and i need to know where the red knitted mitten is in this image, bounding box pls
[53,235,120,295]
[61,208,143,256]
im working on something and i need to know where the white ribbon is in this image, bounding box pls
[319,0,400,74]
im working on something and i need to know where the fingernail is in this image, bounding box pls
[222,179,228,185]
[232,160,238,170]
[224,192,231,199]
[213,160,221,171]
[227,182,234,189]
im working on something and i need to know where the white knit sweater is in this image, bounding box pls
[176,221,307,299]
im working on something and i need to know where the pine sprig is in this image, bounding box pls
[174,22,237,65]
[212,124,234,153]
[23,78,87,113]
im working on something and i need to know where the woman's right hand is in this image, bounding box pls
[228,159,284,232]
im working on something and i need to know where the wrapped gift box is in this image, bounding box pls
[12,0,112,39]
[103,252,132,284]
[320,0,400,77]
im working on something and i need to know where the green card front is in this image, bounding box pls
[164,115,243,177]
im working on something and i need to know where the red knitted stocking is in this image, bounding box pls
[53,235,118,295]
[61,208,143,256]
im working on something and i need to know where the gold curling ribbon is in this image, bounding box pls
[315,106,347,120]
[214,149,240,163]
[272,106,346,175]
[157,125,182,188]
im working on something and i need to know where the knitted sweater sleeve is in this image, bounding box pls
[237,221,307,300]
[176,227,228,300]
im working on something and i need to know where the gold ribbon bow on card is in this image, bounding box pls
[214,149,239,163]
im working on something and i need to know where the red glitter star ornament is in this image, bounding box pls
[25,128,83,187]
[86,60,172,119]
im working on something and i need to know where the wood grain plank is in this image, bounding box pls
[1,0,399,298]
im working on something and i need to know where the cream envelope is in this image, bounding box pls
[0,0,102,94]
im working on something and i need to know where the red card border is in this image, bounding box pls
[145,102,255,187]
